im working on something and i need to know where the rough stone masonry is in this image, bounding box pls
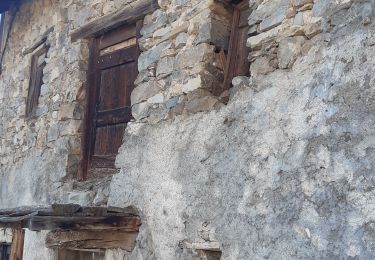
[0,0,375,259]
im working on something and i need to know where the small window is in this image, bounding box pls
[223,0,250,90]
[25,44,49,118]
[0,243,11,260]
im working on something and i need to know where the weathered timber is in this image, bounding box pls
[0,206,51,216]
[0,205,141,232]
[52,203,81,215]
[71,0,159,42]
[46,230,139,252]
[10,228,25,260]
[26,215,141,231]
[22,27,53,55]
[107,206,139,215]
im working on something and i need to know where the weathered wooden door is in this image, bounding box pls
[223,0,250,91]
[83,23,140,178]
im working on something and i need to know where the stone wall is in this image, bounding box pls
[0,228,12,243]
[131,0,232,123]
[0,0,374,259]
[110,0,375,259]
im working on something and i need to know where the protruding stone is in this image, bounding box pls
[132,101,151,120]
[175,43,214,69]
[175,32,188,48]
[294,12,304,26]
[250,56,276,76]
[304,20,323,39]
[138,41,171,71]
[259,11,287,32]
[291,0,313,8]
[156,57,175,77]
[47,124,59,142]
[182,76,202,93]
[277,36,305,69]
[186,89,219,113]
[147,93,165,104]
[131,80,161,105]
[58,103,82,121]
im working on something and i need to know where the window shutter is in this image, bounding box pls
[26,45,48,118]
[82,22,141,178]
[222,0,250,91]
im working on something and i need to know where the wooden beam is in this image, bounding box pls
[10,228,25,260]
[22,27,54,55]
[0,206,51,216]
[0,205,141,232]
[26,215,141,231]
[46,230,139,252]
[51,204,81,215]
[71,0,159,42]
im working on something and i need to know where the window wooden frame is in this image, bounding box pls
[222,0,250,92]
[81,21,142,180]
[25,44,49,118]
[0,13,6,52]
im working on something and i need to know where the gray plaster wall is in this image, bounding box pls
[0,0,374,259]
[109,3,375,259]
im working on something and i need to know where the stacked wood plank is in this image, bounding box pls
[0,204,141,251]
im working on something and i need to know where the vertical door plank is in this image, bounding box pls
[222,0,250,94]
[10,228,24,260]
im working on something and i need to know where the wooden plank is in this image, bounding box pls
[94,127,108,155]
[107,124,126,154]
[0,213,36,224]
[26,215,141,231]
[46,230,139,251]
[100,37,137,55]
[81,38,100,180]
[0,206,51,216]
[10,228,24,260]
[221,0,250,94]
[52,204,81,215]
[71,0,159,42]
[97,45,137,69]
[22,27,53,55]
[96,107,132,126]
[99,24,136,50]
[107,206,139,215]
[90,155,116,169]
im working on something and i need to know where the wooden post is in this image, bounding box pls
[10,228,24,260]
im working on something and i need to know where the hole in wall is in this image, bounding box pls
[196,249,222,260]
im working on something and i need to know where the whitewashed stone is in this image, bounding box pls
[131,80,161,105]
[294,12,304,26]
[278,36,305,69]
[138,41,171,71]
[147,93,165,104]
[260,10,287,32]
[182,76,202,93]
[156,56,175,77]
[175,32,188,48]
